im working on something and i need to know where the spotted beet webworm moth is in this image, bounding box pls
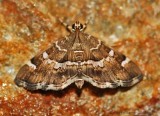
[14,21,143,91]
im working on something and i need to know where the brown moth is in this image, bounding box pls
[14,21,143,90]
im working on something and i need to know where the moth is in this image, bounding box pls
[14,21,143,91]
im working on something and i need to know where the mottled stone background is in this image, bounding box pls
[0,0,160,115]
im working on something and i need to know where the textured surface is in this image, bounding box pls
[0,0,160,115]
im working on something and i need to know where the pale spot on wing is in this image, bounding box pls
[81,59,104,67]
[65,36,69,41]
[43,51,48,59]
[19,81,27,87]
[121,58,130,67]
[117,80,124,86]
[27,61,36,69]
[109,50,114,57]
[35,82,47,89]
[36,83,42,89]
[46,59,55,64]
[87,35,91,40]
[46,84,54,90]
[130,76,142,86]
[105,56,110,62]
[92,58,104,67]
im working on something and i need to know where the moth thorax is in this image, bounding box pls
[74,50,84,61]
[75,79,84,89]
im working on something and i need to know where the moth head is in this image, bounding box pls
[72,21,84,31]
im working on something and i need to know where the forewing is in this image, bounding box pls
[15,36,77,90]
[81,34,143,88]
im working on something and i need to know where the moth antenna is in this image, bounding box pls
[58,18,72,32]
[82,20,89,31]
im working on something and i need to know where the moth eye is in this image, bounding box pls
[72,24,76,29]
[80,24,83,29]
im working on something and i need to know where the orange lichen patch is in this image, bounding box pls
[1,0,51,27]
[1,0,19,18]
[0,75,17,101]
[0,79,2,86]
[0,41,30,55]
[0,49,6,63]
[152,79,160,97]
[0,88,84,115]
